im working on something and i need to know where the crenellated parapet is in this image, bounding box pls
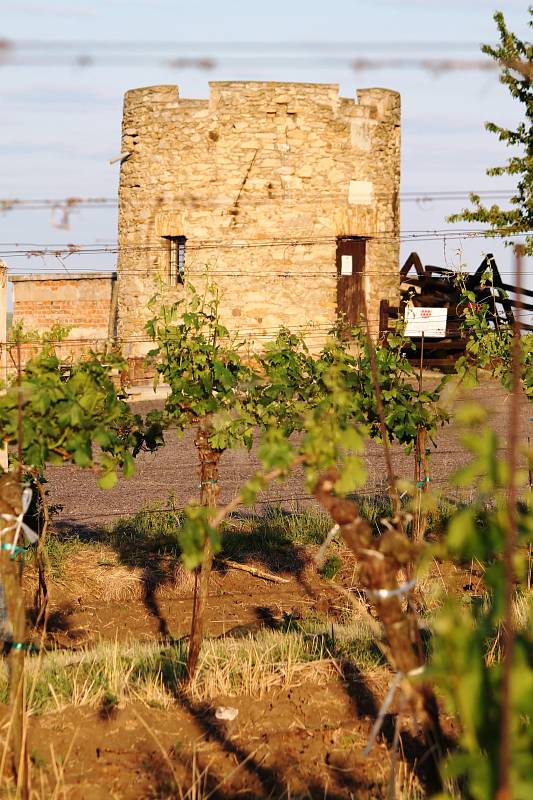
[117,81,401,354]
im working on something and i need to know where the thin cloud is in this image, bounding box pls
[103,0,177,6]
[3,2,97,16]
[380,0,524,6]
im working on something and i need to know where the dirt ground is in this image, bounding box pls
[28,545,344,646]
[0,378,528,798]
[12,548,460,800]
[21,680,438,800]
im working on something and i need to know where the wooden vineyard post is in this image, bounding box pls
[413,333,429,542]
[186,419,221,683]
[0,473,29,799]
[378,299,390,343]
[33,480,49,621]
[496,244,523,800]
[0,262,8,474]
[414,427,430,542]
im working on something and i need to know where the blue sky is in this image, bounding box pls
[1,0,530,288]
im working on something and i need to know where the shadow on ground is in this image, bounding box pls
[49,504,332,643]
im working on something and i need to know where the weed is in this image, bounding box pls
[29,750,46,768]
[170,739,183,757]
[26,535,84,580]
[109,498,183,563]
[99,689,119,719]
[354,493,393,532]
[338,733,358,750]
[59,498,458,579]
[222,505,334,559]
[319,555,343,580]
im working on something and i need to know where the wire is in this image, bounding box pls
[0,190,517,211]
[0,55,498,74]
[0,328,376,347]
[0,226,526,244]
[41,484,450,523]
[0,38,497,74]
[1,228,530,260]
[5,270,533,279]
[6,271,533,282]
[50,462,529,524]
[3,40,487,52]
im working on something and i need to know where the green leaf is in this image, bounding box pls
[240,473,266,506]
[98,470,118,490]
[122,452,135,479]
[335,454,366,494]
[445,507,479,558]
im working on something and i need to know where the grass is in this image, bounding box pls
[23,533,87,582]
[319,555,343,579]
[221,505,333,560]
[105,494,458,565]
[0,615,385,716]
[31,492,464,583]
[109,501,334,556]
[107,498,184,565]
[25,502,338,587]
[19,494,476,623]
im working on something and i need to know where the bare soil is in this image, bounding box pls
[21,679,442,800]
[26,553,341,647]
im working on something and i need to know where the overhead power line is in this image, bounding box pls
[0,227,529,257]
[0,226,529,248]
[5,268,533,278]
[0,55,497,73]
[0,228,531,274]
[0,40,495,73]
[0,190,516,213]
[1,40,485,51]
[0,191,519,232]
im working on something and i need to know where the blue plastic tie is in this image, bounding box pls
[0,542,26,561]
[2,640,39,654]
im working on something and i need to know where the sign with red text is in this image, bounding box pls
[404,306,447,337]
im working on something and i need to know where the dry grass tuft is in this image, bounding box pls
[26,545,197,603]
[0,617,385,716]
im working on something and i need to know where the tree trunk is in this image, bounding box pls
[314,469,444,792]
[0,474,29,799]
[185,419,221,683]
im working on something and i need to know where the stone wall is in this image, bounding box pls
[9,272,117,361]
[117,81,400,355]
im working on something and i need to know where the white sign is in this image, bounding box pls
[340,255,352,276]
[348,179,374,206]
[404,306,448,338]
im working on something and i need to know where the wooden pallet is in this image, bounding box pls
[379,253,533,369]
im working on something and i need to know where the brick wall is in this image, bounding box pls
[9,273,117,360]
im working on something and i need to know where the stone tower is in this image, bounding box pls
[117,81,400,356]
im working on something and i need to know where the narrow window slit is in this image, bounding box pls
[165,236,186,285]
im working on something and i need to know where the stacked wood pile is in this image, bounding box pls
[379,252,533,370]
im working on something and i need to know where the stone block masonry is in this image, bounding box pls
[118,81,401,356]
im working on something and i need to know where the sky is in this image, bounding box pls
[0,0,531,293]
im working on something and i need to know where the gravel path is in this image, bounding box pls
[45,379,532,532]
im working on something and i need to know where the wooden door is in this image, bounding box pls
[336,237,365,327]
